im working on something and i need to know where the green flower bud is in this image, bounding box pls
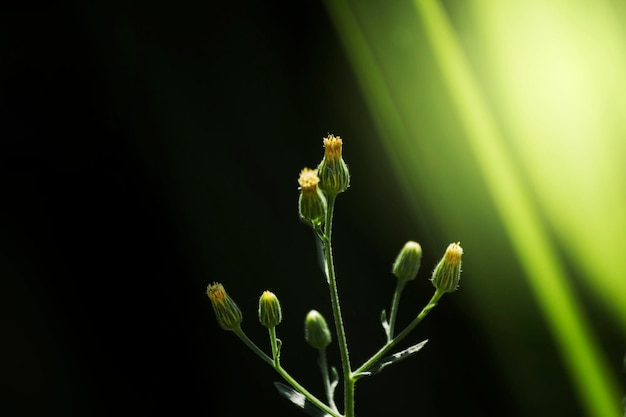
[431,242,464,293]
[207,282,243,331]
[258,290,282,328]
[298,168,327,227]
[304,310,332,350]
[392,241,422,283]
[317,134,350,197]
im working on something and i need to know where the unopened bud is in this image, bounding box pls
[258,290,282,328]
[392,241,422,283]
[304,310,332,350]
[317,134,350,197]
[207,283,243,331]
[431,242,463,293]
[298,168,327,227]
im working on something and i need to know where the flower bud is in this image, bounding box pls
[317,134,350,197]
[298,168,327,227]
[431,242,463,293]
[392,241,422,283]
[207,282,243,331]
[258,290,282,328]
[304,310,332,350]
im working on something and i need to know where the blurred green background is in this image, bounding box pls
[2,0,625,416]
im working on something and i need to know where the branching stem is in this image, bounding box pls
[354,289,445,377]
[234,327,342,417]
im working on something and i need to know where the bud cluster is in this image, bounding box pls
[297,134,350,228]
[390,240,464,293]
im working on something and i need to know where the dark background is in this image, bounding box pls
[2,1,552,416]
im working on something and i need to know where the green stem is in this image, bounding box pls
[234,327,273,366]
[354,289,445,376]
[387,280,407,341]
[319,348,338,412]
[273,364,341,417]
[269,327,280,367]
[234,327,342,417]
[323,194,354,417]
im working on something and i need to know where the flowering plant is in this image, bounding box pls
[207,135,464,417]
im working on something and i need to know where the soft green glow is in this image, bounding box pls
[324,0,624,416]
[473,0,626,327]
[411,2,621,415]
[320,0,418,212]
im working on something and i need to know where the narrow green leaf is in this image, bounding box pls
[380,309,390,339]
[274,382,333,417]
[367,339,428,375]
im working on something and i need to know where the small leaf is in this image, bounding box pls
[352,371,372,380]
[329,366,339,399]
[380,309,390,339]
[274,382,332,417]
[367,339,428,375]
[315,232,330,283]
[330,366,339,388]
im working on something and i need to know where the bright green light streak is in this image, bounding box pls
[321,0,420,220]
[474,1,626,328]
[411,1,621,416]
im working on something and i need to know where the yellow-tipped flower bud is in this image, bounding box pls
[392,241,422,283]
[304,310,332,350]
[431,242,464,293]
[207,282,243,331]
[298,168,327,227]
[317,134,350,197]
[258,290,282,328]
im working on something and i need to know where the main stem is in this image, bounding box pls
[324,194,354,417]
